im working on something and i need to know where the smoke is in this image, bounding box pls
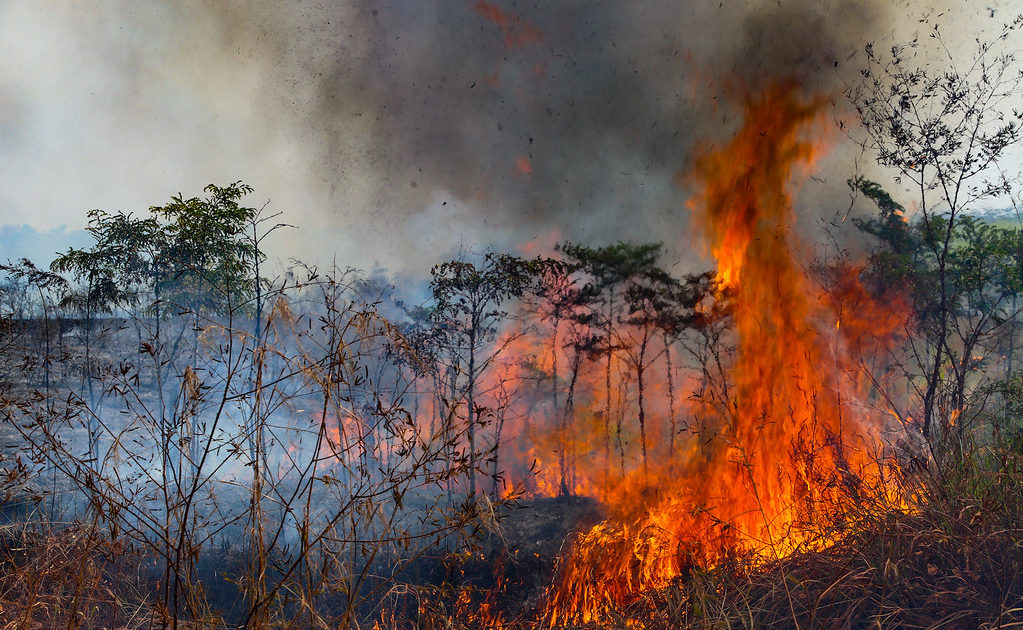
[237,0,888,270]
[5,0,1003,274]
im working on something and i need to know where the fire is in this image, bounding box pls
[471,1,542,49]
[396,77,906,627]
[533,80,906,624]
[683,80,843,547]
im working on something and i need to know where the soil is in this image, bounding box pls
[474,494,606,620]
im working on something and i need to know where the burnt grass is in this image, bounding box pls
[391,494,606,625]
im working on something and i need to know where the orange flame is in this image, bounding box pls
[472,1,543,49]
[400,79,908,627]
[535,80,906,624]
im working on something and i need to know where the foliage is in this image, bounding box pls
[51,210,160,315]
[6,19,1023,618]
[48,181,262,322]
[150,182,261,317]
[853,175,1023,448]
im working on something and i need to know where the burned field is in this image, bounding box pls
[3,4,1023,630]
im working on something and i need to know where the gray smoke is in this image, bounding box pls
[207,0,888,270]
[3,0,1004,274]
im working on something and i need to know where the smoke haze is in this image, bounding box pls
[0,1,1010,273]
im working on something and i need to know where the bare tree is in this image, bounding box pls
[849,15,1023,445]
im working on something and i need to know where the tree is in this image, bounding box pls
[557,241,663,476]
[50,182,269,484]
[528,260,584,494]
[429,251,554,496]
[150,181,260,322]
[853,179,1023,443]
[619,264,711,473]
[648,271,715,460]
[849,15,1023,443]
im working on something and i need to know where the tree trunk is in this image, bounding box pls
[564,345,583,494]
[665,335,677,458]
[604,297,614,482]
[467,320,478,496]
[637,329,649,475]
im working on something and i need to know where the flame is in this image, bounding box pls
[471,1,542,49]
[389,78,908,628]
[531,80,907,624]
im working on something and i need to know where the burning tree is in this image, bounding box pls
[429,252,557,497]
[536,80,910,625]
[556,241,666,481]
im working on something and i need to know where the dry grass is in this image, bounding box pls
[408,438,1023,630]
[0,520,156,630]
[619,444,1023,630]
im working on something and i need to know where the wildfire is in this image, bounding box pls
[533,80,906,624]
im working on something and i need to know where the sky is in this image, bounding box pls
[0,1,1018,274]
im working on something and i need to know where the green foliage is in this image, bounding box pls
[51,209,162,316]
[551,241,715,364]
[623,268,713,334]
[558,241,663,310]
[559,241,662,283]
[948,216,1023,316]
[0,258,69,330]
[150,181,260,316]
[50,181,262,319]
[853,175,1023,445]
[856,187,1023,332]
[0,258,68,295]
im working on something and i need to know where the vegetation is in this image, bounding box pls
[0,15,1022,630]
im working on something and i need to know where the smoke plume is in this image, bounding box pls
[7,0,1001,273]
